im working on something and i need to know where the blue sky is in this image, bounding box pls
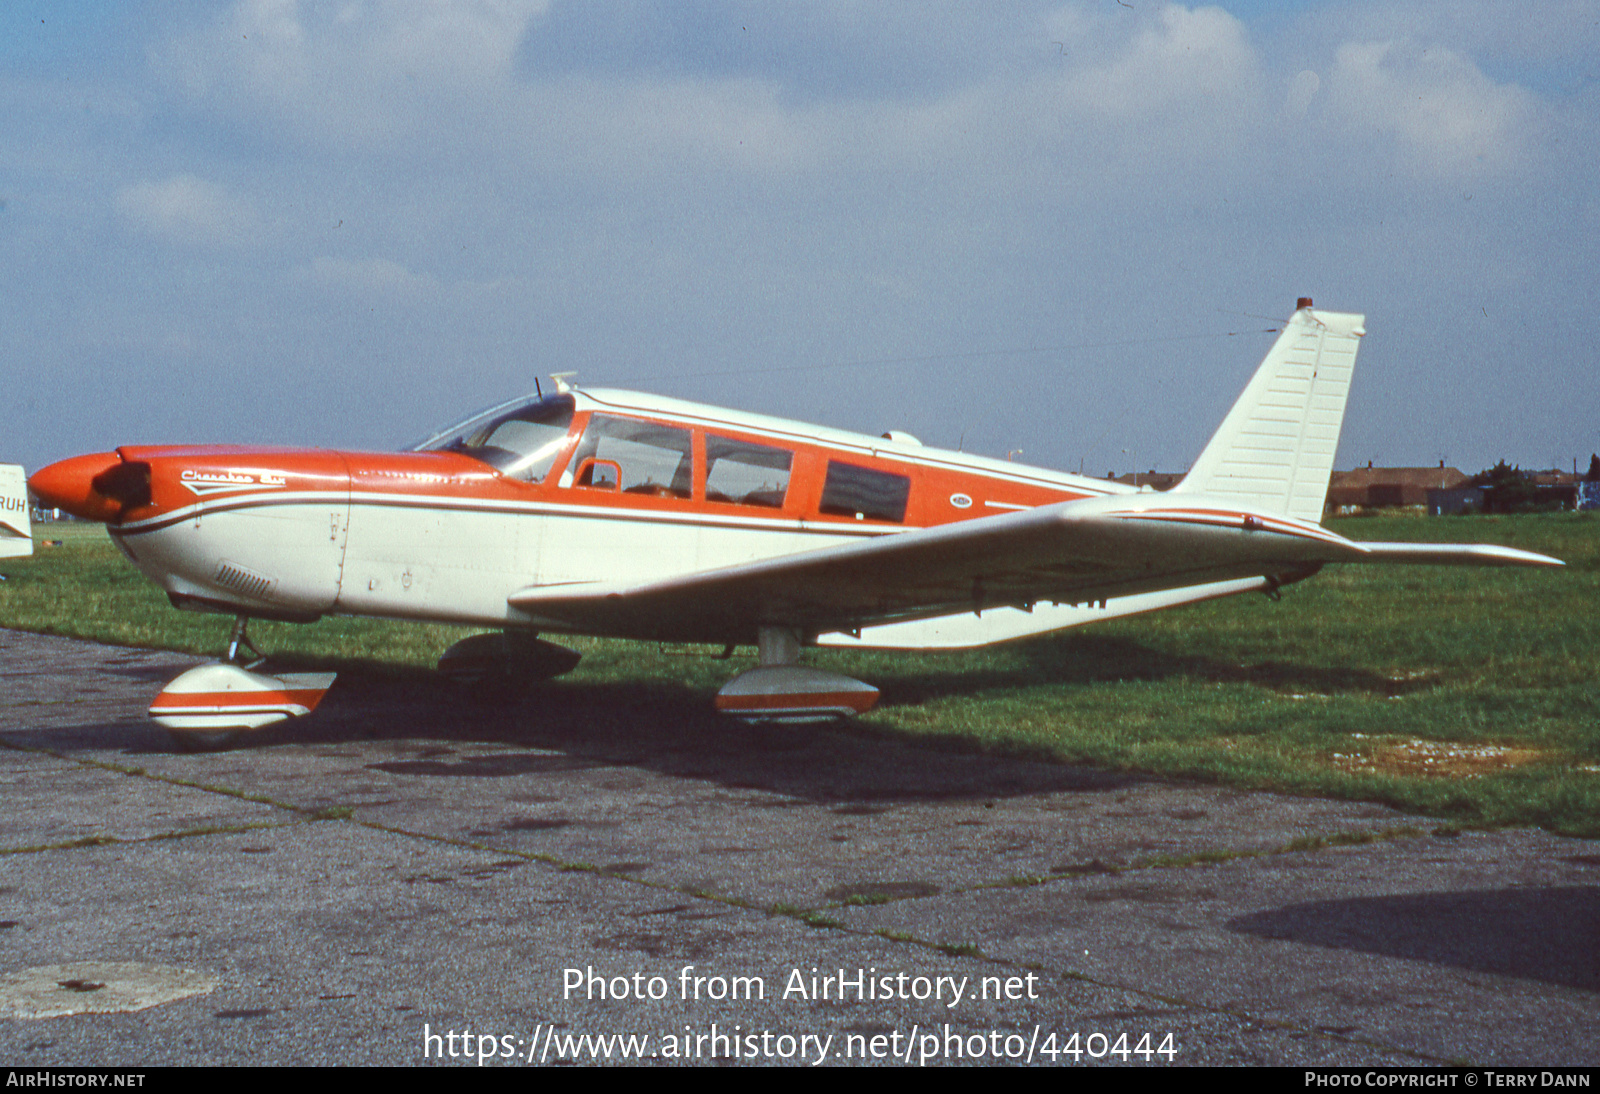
[4,1,1597,477]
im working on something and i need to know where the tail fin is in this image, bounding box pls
[0,464,33,558]
[1174,301,1364,524]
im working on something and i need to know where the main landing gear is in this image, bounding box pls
[436,630,582,687]
[148,616,337,751]
[713,626,879,724]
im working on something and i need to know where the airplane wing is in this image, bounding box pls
[506,493,1561,646]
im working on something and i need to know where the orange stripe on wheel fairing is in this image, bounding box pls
[713,691,879,714]
[148,688,331,714]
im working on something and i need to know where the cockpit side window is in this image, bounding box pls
[409,393,576,483]
[705,435,792,509]
[565,415,693,498]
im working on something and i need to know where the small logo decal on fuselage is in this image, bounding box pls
[180,469,288,497]
[949,493,973,509]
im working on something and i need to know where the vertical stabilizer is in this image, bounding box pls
[0,464,33,558]
[1175,301,1364,523]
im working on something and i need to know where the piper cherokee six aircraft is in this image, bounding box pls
[24,299,1561,748]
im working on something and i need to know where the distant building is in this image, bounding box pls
[1517,470,1578,512]
[1326,463,1468,512]
[1107,471,1183,492]
[1468,467,1579,514]
[1426,486,1485,516]
[1098,463,1590,513]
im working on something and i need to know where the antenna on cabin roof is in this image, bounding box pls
[550,372,577,394]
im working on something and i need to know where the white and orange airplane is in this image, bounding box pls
[19,300,1561,747]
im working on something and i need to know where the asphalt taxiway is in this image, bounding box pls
[2,628,1596,1066]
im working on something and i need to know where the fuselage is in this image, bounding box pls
[30,388,1140,638]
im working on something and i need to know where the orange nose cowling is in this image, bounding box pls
[28,452,127,522]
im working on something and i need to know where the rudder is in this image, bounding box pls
[1175,300,1364,523]
[0,464,32,558]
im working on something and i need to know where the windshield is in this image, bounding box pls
[407,393,576,483]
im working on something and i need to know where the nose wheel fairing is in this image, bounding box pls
[150,663,336,749]
[150,616,337,750]
[149,663,336,731]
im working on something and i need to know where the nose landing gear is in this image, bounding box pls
[148,616,336,751]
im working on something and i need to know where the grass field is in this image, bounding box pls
[3,513,1596,835]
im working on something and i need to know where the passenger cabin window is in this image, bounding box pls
[705,436,792,509]
[819,461,911,523]
[568,415,693,498]
[407,393,575,484]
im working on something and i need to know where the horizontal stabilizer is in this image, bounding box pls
[1353,542,1563,567]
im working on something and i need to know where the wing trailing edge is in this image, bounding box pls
[814,576,1275,650]
[506,494,1364,642]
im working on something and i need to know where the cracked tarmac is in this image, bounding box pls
[2,628,1597,1066]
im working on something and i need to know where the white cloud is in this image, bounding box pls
[524,4,1266,187]
[1301,0,1600,73]
[301,254,440,299]
[295,255,527,312]
[9,0,1582,475]
[1284,70,1320,120]
[150,1,1271,182]
[1004,3,1266,179]
[556,75,824,174]
[1322,39,1541,176]
[1052,4,1258,122]
[158,0,549,147]
[115,174,261,246]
